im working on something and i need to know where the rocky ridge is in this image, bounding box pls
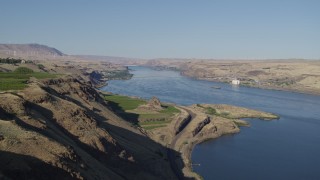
[0,77,177,180]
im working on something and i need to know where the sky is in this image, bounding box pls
[1,0,320,59]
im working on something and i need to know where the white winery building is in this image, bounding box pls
[231,79,240,85]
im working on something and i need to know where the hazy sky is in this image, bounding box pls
[1,0,319,59]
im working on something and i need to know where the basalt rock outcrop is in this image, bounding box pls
[175,114,192,135]
[192,116,211,137]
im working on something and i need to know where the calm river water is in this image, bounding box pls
[101,66,320,180]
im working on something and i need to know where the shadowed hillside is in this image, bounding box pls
[0,76,182,180]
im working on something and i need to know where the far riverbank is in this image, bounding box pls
[141,60,320,96]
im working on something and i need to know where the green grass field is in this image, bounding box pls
[104,94,146,110]
[160,105,180,114]
[138,120,170,130]
[104,94,180,130]
[142,124,167,130]
[138,120,171,126]
[0,79,28,90]
[0,72,58,91]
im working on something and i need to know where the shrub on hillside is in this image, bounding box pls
[14,67,34,74]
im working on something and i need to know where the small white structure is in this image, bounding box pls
[21,60,26,64]
[231,79,240,85]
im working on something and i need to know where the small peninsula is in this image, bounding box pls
[102,93,279,179]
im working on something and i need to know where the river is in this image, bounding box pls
[101,66,320,180]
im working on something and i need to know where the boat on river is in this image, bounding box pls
[211,86,221,89]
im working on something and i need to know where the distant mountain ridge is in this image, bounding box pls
[0,43,64,56]
[0,43,144,62]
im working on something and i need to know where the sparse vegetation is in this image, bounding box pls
[233,120,249,127]
[14,67,34,74]
[197,104,218,115]
[219,112,230,118]
[160,105,180,114]
[37,64,46,71]
[143,124,167,130]
[139,120,170,126]
[204,107,217,115]
[197,104,234,118]
[0,57,32,64]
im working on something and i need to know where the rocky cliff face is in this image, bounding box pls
[0,77,177,180]
[175,114,192,135]
[192,116,211,137]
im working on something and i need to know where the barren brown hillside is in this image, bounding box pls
[0,76,177,180]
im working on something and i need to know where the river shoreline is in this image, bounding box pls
[183,130,240,179]
[141,63,320,97]
[184,75,320,96]
[122,64,320,96]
